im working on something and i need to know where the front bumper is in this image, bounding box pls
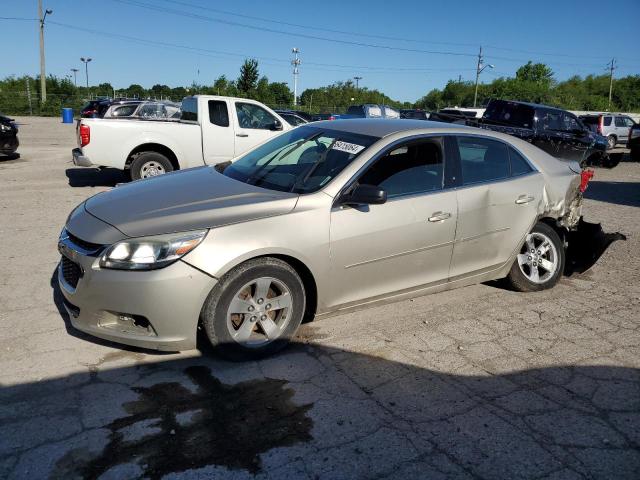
[72,147,93,167]
[57,248,217,351]
[0,134,18,154]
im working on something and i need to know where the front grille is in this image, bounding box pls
[67,231,103,253]
[61,256,82,288]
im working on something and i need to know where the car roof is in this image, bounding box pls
[309,118,473,137]
[489,99,570,112]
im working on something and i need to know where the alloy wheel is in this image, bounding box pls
[517,232,559,284]
[226,277,293,348]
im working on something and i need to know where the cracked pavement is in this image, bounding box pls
[0,117,639,479]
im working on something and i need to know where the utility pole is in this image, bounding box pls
[25,78,33,116]
[291,48,301,106]
[354,76,362,89]
[473,46,494,108]
[38,1,53,103]
[607,58,616,111]
[81,57,92,89]
[71,68,79,86]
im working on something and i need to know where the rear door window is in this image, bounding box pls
[603,116,612,126]
[538,110,562,131]
[457,136,510,185]
[208,100,229,127]
[509,147,534,176]
[181,97,198,122]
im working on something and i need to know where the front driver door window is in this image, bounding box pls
[234,102,281,157]
[328,137,457,308]
[235,102,277,130]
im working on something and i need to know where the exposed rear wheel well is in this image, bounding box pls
[538,217,568,245]
[126,143,179,171]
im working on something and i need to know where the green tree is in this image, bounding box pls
[237,59,259,94]
[515,62,554,86]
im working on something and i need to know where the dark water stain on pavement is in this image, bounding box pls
[53,365,313,479]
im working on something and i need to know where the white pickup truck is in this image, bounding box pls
[72,95,291,180]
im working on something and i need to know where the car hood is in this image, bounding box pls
[84,166,298,238]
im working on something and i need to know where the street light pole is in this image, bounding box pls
[81,57,92,90]
[71,68,79,87]
[354,76,362,89]
[38,1,53,103]
[473,46,494,108]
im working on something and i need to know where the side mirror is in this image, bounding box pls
[271,120,283,131]
[341,184,387,206]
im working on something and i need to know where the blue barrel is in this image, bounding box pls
[61,108,74,124]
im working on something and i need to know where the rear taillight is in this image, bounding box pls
[79,124,90,147]
[328,115,336,121]
[580,169,594,193]
[597,116,603,134]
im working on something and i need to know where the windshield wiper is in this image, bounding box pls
[290,138,339,192]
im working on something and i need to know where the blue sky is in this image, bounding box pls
[2,0,639,102]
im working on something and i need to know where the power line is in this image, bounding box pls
[138,0,640,63]
[0,16,37,21]
[153,0,479,49]
[109,0,478,58]
[45,21,476,75]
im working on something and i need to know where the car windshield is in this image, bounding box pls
[223,126,379,194]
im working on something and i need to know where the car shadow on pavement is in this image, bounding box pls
[584,181,640,208]
[65,167,129,187]
[1,341,639,479]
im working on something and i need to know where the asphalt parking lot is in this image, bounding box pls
[0,117,639,479]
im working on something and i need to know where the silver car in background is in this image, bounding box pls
[58,120,586,359]
[579,113,636,148]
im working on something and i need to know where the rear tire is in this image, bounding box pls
[201,257,306,361]
[506,222,565,292]
[130,151,173,180]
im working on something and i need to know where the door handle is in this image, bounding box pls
[515,195,535,204]
[428,211,451,222]
[236,133,249,137]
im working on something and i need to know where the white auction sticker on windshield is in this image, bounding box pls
[332,141,365,154]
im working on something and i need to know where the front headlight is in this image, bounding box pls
[100,230,207,270]
[0,123,11,132]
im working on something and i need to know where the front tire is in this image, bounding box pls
[130,151,173,180]
[201,257,306,360]
[506,222,565,292]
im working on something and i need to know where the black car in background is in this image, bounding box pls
[0,113,19,156]
[80,98,142,118]
[400,109,429,120]
[628,123,640,161]
[274,109,309,126]
[479,99,612,166]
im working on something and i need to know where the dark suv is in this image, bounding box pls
[480,99,611,165]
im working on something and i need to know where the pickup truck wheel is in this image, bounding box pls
[607,135,617,149]
[201,257,306,361]
[130,152,173,180]
[506,222,565,292]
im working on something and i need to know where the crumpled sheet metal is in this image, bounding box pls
[540,178,583,229]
